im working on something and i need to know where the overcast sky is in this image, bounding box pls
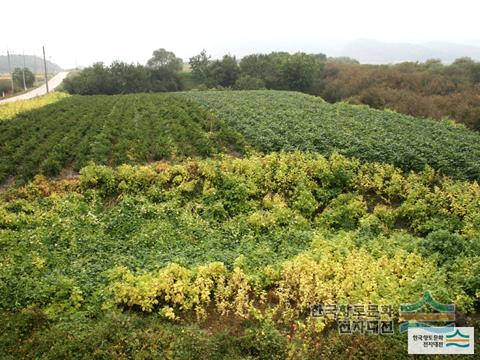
[1,0,479,68]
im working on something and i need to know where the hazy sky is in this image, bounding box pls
[1,0,479,68]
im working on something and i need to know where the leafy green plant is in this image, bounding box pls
[180,90,480,180]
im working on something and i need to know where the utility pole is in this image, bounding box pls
[7,50,14,94]
[42,46,49,93]
[22,52,27,91]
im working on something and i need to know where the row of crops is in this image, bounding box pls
[2,90,480,186]
[0,94,243,183]
[181,90,480,180]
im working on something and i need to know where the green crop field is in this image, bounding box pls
[181,90,480,180]
[0,93,243,183]
[1,90,479,358]
[2,91,480,186]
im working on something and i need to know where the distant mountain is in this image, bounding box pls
[0,54,61,74]
[335,39,480,64]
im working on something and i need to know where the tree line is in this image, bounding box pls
[62,49,184,95]
[62,48,480,130]
[62,49,327,95]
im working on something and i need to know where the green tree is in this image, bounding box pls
[233,75,266,90]
[110,61,150,93]
[12,67,35,89]
[149,67,184,92]
[424,58,443,69]
[0,79,11,94]
[62,61,183,95]
[240,52,289,89]
[147,48,183,72]
[281,53,322,92]
[189,50,211,84]
[208,55,240,87]
[63,62,115,94]
[453,57,480,84]
[239,54,270,80]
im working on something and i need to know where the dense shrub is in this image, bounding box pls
[62,62,184,95]
[316,60,480,130]
[1,152,479,357]
[233,75,266,90]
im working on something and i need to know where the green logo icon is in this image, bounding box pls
[399,291,455,332]
[446,329,470,348]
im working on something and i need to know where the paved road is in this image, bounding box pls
[0,71,69,104]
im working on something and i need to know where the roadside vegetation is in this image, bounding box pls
[0,92,69,121]
[1,71,52,98]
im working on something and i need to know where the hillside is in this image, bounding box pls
[2,91,480,185]
[0,54,61,74]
